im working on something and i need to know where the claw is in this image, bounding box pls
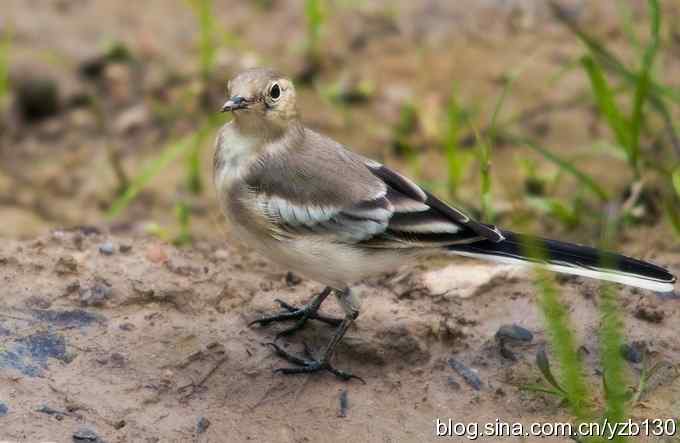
[248,293,342,336]
[267,342,364,383]
[274,299,298,312]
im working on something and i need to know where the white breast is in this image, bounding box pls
[213,122,260,195]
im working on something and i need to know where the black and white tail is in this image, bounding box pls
[448,230,676,293]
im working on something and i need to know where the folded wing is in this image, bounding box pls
[254,157,504,249]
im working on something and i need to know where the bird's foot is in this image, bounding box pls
[266,342,364,383]
[249,298,342,338]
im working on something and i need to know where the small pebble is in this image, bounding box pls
[113,420,126,430]
[36,404,65,419]
[110,352,126,368]
[98,243,115,256]
[495,324,533,343]
[0,402,8,417]
[197,417,211,434]
[72,427,101,442]
[146,244,168,264]
[285,271,302,287]
[620,342,645,364]
[447,358,482,391]
[338,389,348,418]
[55,256,78,275]
[79,226,101,236]
[634,302,665,323]
[80,284,112,307]
[119,244,132,253]
[16,76,61,122]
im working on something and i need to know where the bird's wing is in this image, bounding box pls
[357,158,505,248]
[362,158,505,245]
[245,130,503,248]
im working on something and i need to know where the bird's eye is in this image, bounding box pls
[270,83,281,100]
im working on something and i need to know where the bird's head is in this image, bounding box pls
[221,68,298,131]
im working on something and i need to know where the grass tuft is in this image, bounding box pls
[533,267,592,419]
[470,124,493,222]
[0,27,12,111]
[187,0,217,83]
[304,0,324,64]
[597,282,627,441]
[106,117,223,219]
[442,82,469,199]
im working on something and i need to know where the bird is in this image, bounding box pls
[213,67,676,381]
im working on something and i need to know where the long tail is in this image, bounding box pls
[447,230,676,293]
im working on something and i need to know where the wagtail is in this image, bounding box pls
[214,68,676,380]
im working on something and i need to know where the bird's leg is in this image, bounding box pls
[249,286,342,338]
[268,288,364,382]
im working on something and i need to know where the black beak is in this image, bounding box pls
[220,96,248,112]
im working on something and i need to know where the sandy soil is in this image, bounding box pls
[0,229,678,442]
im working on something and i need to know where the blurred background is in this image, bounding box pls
[1,0,679,253]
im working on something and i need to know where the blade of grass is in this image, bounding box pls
[665,197,680,239]
[469,123,493,222]
[107,118,222,218]
[597,283,627,441]
[580,55,634,170]
[629,0,661,176]
[522,236,593,420]
[672,166,680,198]
[107,133,201,218]
[507,134,609,201]
[0,27,11,110]
[536,346,567,394]
[615,0,640,54]
[187,0,217,81]
[549,1,680,104]
[597,215,628,442]
[550,0,680,156]
[443,82,468,198]
[489,57,533,141]
[186,116,217,194]
[304,0,324,61]
[173,201,193,246]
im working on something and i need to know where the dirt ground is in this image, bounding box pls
[0,228,679,442]
[1,1,680,442]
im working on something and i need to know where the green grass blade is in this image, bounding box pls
[443,82,467,198]
[524,235,593,419]
[489,58,532,140]
[173,201,193,246]
[0,28,11,110]
[187,0,217,81]
[616,0,640,54]
[536,346,567,394]
[597,221,628,440]
[508,134,609,201]
[629,0,661,177]
[665,197,680,239]
[672,166,680,198]
[550,0,680,153]
[107,118,222,218]
[470,123,493,222]
[550,1,680,104]
[304,0,324,60]
[598,283,627,440]
[185,116,218,194]
[107,132,202,218]
[580,56,632,164]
